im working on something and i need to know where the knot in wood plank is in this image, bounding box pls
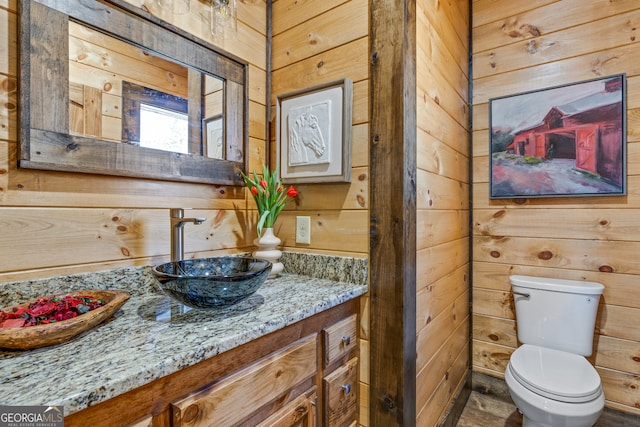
[0,77,17,93]
[520,24,541,37]
[537,250,553,260]
[184,404,199,423]
[383,395,395,410]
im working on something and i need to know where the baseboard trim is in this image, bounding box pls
[438,370,472,427]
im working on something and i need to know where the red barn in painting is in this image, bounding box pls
[506,77,624,187]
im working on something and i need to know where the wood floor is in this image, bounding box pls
[456,373,640,427]
[455,391,522,427]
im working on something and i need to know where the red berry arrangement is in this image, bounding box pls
[0,295,106,328]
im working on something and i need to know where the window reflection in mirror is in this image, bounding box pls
[121,81,190,152]
[67,20,226,159]
[140,103,189,153]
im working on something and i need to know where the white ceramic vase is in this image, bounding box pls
[253,228,283,278]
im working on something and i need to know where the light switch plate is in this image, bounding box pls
[296,216,311,244]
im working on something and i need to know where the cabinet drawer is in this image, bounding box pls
[256,386,317,427]
[322,314,357,367]
[125,415,152,427]
[171,333,317,427]
[323,357,358,427]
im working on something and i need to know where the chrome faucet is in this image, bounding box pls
[170,208,206,263]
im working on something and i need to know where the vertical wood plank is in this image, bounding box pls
[83,86,102,138]
[188,68,202,155]
[369,0,417,425]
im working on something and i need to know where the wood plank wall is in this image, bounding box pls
[271,1,369,424]
[271,0,369,257]
[472,0,640,415]
[415,0,471,425]
[0,0,267,282]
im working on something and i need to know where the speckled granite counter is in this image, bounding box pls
[0,254,367,415]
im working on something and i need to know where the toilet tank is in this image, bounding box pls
[510,275,604,356]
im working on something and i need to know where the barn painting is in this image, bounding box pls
[489,74,626,199]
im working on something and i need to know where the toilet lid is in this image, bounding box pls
[509,344,602,403]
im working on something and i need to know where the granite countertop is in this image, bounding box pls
[0,254,368,415]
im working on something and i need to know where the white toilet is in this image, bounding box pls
[505,275,605,427]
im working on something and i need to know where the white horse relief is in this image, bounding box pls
[287,101,331,166]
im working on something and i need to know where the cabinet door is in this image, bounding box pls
[171,334,317,427]
[323,357,358,427]
[256,387,317,427]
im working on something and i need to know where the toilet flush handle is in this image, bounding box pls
[513,291,530,298]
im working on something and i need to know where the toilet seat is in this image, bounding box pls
[509,344,602,403]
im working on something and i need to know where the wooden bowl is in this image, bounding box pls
[0,290,130,350]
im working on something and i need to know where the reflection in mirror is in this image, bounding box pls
[68,20,227,158]
[203,75,226,160]
[140,104,189,153]
[20,0,248,185]
[203,113,224,159]
[122,81,189,153]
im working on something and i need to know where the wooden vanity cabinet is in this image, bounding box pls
[64,299,359,427]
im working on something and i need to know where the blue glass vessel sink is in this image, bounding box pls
[152,257,272,309]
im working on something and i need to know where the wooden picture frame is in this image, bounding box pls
[489,74,626,199]
[276,79,353,183]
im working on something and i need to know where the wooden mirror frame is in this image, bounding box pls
[19,0,249,185]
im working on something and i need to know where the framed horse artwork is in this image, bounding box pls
[276,78,353,183]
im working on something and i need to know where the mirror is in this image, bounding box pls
[20,0,248,185]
